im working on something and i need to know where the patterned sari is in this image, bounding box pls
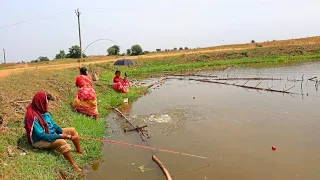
[113,76,130,93]
[73,74,99,117]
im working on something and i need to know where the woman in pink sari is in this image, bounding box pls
[73,67,99,119]
[113,70,130,93]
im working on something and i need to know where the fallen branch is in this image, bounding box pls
[188,78,294,94]
[168,74,217,78]
[152,155,173,180]
[124,125,148,132]
[308,77,317,81]
[214,77,281,81]
[284,85,295,92]
[111,106,149,141]
[255,82,261,88]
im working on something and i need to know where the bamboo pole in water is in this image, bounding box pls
[111,106,149,141]
[188,78,296,94]
[152,155,173,180]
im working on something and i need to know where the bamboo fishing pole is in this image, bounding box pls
[80,137,208,159]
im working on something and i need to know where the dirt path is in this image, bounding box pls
[0,47,252,78]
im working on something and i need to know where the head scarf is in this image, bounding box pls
[24,92,49,144]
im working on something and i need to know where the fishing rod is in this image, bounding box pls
[80,137,208,159]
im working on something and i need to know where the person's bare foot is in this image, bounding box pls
[76,150,85,155]
[73,165,83,173]
[93,114,99,120]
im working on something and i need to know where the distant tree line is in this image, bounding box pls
[107,44,145,56]
[31,45,87,63]
[156,47,189,52]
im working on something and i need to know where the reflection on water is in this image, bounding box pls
[86,62,320,180]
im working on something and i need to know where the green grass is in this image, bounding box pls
[126,54,320,75]
[0,67,146,179]
[0,50,320,179]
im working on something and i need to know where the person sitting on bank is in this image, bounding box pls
[113,70,130,93]
[24,92,83,173]
[73,67,99,119]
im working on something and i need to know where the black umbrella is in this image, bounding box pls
[114,59,136,66]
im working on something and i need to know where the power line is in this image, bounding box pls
[0,12,70,29]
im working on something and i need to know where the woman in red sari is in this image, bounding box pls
[73,67,99,119]
[113,70,130,93]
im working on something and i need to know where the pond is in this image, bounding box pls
[86,62,320,180]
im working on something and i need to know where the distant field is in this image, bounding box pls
[1,36,320,73]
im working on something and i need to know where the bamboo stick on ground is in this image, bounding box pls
[152,155,173,180]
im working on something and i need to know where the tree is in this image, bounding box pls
[107,45,120,56]
[38,56,49,62]
[66,45,86,58]
[179,47,183,50]
[156,49,161,52]
[251,40,255,43]
[107,47,116,56]
[184,47,189,50]
[173,47,177,51]
[131,45,143,55]
[126,49,131,55]
[55,50,66,59]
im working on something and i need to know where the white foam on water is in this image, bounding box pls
[148,114,172,123]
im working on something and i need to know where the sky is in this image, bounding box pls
[0,0,320,63]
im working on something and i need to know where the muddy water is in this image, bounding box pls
[86,63,320,180]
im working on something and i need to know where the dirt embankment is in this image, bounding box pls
[1,36,320,78]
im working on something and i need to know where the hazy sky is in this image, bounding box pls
[1,0,319,62]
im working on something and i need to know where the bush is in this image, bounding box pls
[131,45,143,55]
[184,47,189,50]
[156,49,161,52]
[38,56,49,62]
[255,43,263,47]
[55,50,66,59]
[66,45,86,58]
[251,40,255,43]
[30,60,39,63]
[107,45,120,55]
[179,47,183,50]
[126,49,131,55]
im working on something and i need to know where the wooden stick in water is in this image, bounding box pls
[152,155,173,180]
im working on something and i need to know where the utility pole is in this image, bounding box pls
[75,9,83,61]
[3,49,6,64]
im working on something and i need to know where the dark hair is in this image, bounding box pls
[115,70,120,75]
[46,93,55,101]
[80,67,88,75]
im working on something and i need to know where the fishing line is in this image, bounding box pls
[80,137,208,159]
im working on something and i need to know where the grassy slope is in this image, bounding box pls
[0,67,146,180]
[0,44,320,179]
